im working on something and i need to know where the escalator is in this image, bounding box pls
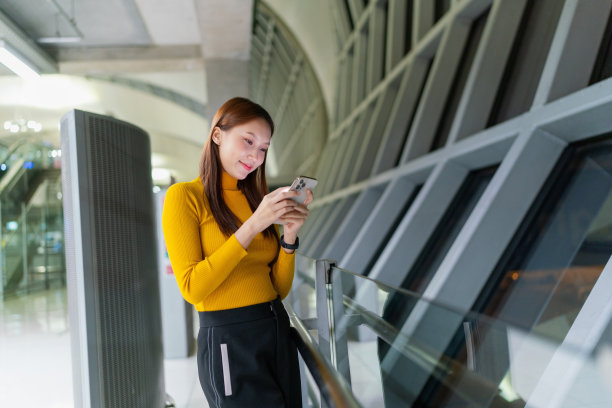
[0,139,65,299]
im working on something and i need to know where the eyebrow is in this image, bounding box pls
[246,131,271,145]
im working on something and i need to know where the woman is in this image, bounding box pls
[162,97,312,407]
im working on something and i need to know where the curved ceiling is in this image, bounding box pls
[0,0,332,184]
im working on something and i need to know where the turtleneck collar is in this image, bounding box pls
[221,170,239,191]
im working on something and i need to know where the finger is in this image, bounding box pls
[302,189,314,207]
[289,204,309,215]
[270,189,300,204]
[272,186,291,196]
[279,210,308,221]
[273,204,300,221]
[273,199,298,212]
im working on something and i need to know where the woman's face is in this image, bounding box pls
[213,117,271,180]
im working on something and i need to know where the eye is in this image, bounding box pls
[244,138,253,145]
[260,148,268,153]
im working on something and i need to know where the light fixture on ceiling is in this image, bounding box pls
[3,119,43,133]
[37,0,83,44]
[38,36,81,44]
[0,40,40,80]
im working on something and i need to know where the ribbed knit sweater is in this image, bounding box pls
[161,171,295,311]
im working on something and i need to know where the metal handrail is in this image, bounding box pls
[284,301,362,408]
[340,297,522,407]
[296,254,561,333]
[294,264,519,407]
[293,255,585,407]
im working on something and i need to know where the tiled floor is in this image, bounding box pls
[0,285,383,408]
[0,287,208,408]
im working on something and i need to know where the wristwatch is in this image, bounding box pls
[280,235,299,250]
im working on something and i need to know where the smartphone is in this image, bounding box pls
[288,176,317,204]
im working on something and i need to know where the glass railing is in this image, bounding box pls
[288,255,612,408]
[0,140,64,299]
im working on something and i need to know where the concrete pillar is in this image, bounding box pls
[193,0,254,119]
[204,58,250,119]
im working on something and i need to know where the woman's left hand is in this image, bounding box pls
[279,189,313,246]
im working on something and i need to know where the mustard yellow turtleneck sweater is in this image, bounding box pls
[161,171,295,311]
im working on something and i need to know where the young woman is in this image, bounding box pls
[162,97,312,407]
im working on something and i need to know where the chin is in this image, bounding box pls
[235,170,249,180]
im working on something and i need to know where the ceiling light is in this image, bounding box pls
[0,40,40,81]
[37,36,81,44]
[152,168,172,185]
[3,119,42,133]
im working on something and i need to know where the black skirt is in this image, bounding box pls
[197,297,302,408]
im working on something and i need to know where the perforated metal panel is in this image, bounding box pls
[61,109,165,408]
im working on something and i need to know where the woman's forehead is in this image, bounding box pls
[234,118,272,141]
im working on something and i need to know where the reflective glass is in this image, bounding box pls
[323,266,612,407]
[590,9,612,84]
[402,165,497,294]
[291,255,318,322]
[1,142,63,298]
[481,138,612,335]
[428,137,612,407]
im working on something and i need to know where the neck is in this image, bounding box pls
[221,170,239,190]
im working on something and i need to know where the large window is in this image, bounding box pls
[432,9,490,151]
[477,136,612,332]
[590,9,612,84]
[363,184,423,276]
[422,135,612,407]
[402,165,497,293]
[487,0,564,127]
[378,165,497,406]
[380,165,497,341]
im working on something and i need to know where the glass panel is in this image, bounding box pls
[403,0,414,57]
[292,255,318,322]
[432,9,490,150]
[487,0,565,127]
[309,193,359,259]
[1,141,63,298]
[590,9,612,84]
[394,59,433,167]
[327,266,612,407]
[435,0,452,23]
[402,165,497,294]
[479,137,612,334]
[363,184,422,276]
[343,0,355,31]
[421,136,612,407]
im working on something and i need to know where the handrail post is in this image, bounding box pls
[316,259,352,390]
[21,201,28,293]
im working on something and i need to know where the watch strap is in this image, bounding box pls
[280,235,299,250]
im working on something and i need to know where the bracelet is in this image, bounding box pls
[280,235,299,250]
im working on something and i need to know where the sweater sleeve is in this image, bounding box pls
[162,183,248,305]
[270,229,296,299]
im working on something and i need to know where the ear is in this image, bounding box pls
[211,127,222,145]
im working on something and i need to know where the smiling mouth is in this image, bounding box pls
[240,162,252,171]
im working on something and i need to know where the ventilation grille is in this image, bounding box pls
[84,115,164,407]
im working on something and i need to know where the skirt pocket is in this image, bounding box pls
[219,343,233,396]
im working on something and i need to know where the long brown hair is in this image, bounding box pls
[199,97,278,241]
